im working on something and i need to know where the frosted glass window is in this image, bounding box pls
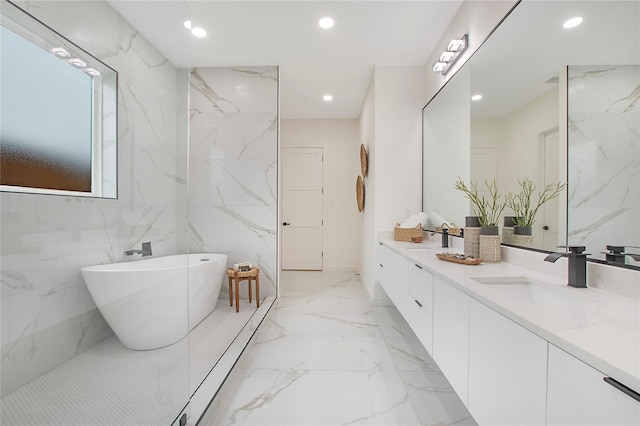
[0,1,118,199]
[1,26,93,193]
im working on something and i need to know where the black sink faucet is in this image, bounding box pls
[544,246,590,288]
[603,245,640,264]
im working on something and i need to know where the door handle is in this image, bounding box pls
[282,222,291,226]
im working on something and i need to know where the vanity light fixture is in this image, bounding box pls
[50,47,70,58]
[68,57,87,68]
[323,94,333,101]
[432,34,468,76]
[319,17,334,29]
[563,16,583,29]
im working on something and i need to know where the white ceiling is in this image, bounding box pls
[107,1,463,119]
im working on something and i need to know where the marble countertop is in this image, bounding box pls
[379,236,640,394]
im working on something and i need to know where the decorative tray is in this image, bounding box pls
[436,253,483,265]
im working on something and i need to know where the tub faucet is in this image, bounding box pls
[544,246,590,288]
[124,242,152,257]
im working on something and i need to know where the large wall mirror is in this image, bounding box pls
[1,1,117,199]
[422,0,639,268]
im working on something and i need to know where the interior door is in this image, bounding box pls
[281,147,323,270]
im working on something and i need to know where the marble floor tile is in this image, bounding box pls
[200,271,475,426]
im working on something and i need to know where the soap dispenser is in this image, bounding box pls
[442,227,449,248]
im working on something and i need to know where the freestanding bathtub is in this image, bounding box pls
[81,253,227,350]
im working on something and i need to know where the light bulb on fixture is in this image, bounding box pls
[84,67,101,77]
[183,20,192,30]
[447,39,464,52]
[51,47,70,58]
[68,58,87,68]
[433,62,447,73]
[323,94,333,101]
[440,51,455,62]
[471,94,483,101]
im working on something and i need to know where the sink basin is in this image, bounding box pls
[471,276,594,304]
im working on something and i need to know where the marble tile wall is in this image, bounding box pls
[188,67,279,299]
[1,1,188,396]
[568,65,640,262]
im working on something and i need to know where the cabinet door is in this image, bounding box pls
[547,344,640,425]
[377,243,395,299]
[433,276,469,405]
[392,253,410,309]
[468,299,547,425]
[406,263,434,353]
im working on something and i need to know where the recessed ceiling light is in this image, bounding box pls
[191,27,207,38]
[563,17,583,29]
[471,94,483,101]
[183,20,192,30]
[323,94,333,101]
[319,17,334,29]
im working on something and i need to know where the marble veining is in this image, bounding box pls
[188,66,278,300]
[568,65,640,264]
[200,271,474,426]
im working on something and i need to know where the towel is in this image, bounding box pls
[400,212,428,228]
[233,261,252,271]
[427,211,454,229]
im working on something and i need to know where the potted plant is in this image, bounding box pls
[454,178,507,234]
[506,177,567,234]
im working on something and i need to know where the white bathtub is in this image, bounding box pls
[81,253,227,350]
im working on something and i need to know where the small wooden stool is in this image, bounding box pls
[226,267,260,312]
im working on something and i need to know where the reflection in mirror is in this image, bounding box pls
[568,65,639,266]
[422,0,639,268]
[0,1,117,198]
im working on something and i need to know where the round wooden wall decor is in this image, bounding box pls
[356,175,365,212]
[360,144,368,177]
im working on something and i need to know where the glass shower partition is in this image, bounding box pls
[0,1,192,424]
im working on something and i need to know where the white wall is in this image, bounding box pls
[359,66,425,303]
[280,119,362,271]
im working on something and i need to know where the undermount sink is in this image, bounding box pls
[471,276,594,304]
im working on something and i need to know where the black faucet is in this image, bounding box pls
[603,245,640,264]
[544,246,590,288]
[442,227,449,248]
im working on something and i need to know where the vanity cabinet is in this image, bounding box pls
[405,263,434,353]
[467,298,548,425]
[432,275,470,405]
[546,344,640,425]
